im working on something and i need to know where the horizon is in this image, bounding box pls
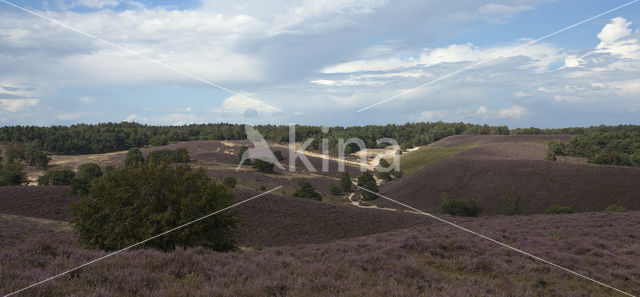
[1,1,640,128]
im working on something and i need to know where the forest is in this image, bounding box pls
[0,122,509,155]
[544,125,640,166]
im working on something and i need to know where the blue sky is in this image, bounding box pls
[1,0,639,128]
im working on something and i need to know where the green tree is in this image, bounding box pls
[376,158,392,181]
[72,163,103,194]
[0,162,27,186]
[149,135,168,146]
[38,169,75,185]
[273,150,285,161]
[69,163,236,252]
[441,193,478,216]
[340,172,352,192]
[26,142,50,169]
[500,188,522,215]
[252,158,275,173]
[125,147,145,167]
[357,171,379,200]
[293,178,322,201]
[238,146,251,165]
[223,176,237,188]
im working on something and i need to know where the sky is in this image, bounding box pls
[0,0,639,128]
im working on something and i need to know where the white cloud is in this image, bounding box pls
[56,112,84,120]
[477,3,533,23]
[218,94,278,115]
[417,110,447,122]
[498,105,526,119]
[595,17,640,60]
[475,106,488,115]
[124,114,138,122]
[514,91,530,98]
[563,55,583,68]
[0,99,39,112]
[597,17,633,46]
[79,96,94,104]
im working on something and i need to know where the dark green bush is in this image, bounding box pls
[0,162,27,186]
[605,204,627,212]
[273,150,285,161]
[441,194,478,216]
[500,188,522,215]
[357,171,379,200]
[330,186,341,195]
[147,148,190,164]
[238,146,250,165]
[71,163,103,194]
[340,172,352,192]
[69,163,236,252]
[252,158,275,173]
[149,135,168,146]
[546,205,574,214]
[38,169,75,185]
[293,178,322,201]
[125,147,145,167]
[223,176,237,188]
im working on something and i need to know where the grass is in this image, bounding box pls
[393,144,475,176]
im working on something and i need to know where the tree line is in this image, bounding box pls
[545,125,640,166]
[0,122,509,155]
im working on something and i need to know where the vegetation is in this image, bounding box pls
[330,186,342,195]
[376,158,392,181]
[340,172,352,192]
[37,169,75,186]
[124,147,145,167]
[69,163,236,252]
[238,146,250,165]
[500,188,522,216]
[293,178,322,201]
[605,204,627,212]
[546,205,574,214]
[71,163,103,195]
[252,158,275,173]
[440,193,479,216]
[544,125,640,166]
[223,176,237,189]
[0,122,509,155]
[146,148,190,164]
[357,171,379,200]
[273,150,285,161]
[398,144,473,176]
[0,162,27,186]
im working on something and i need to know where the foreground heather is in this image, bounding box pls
[1,211,638,296]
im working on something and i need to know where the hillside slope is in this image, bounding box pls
[375,135,640,214]
[0,186,432,247]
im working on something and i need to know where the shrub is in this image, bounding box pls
[441,193,478,216]
[252,158,275,173]
[340,172,352,192]
[0,162,27,186]
[376,159,392,181]
[26,143,50,169]
[293,178,322,201]
[330,186,341,195]
[147,148,190,164]
[71,163,103,195]
[273,150,285,161]
[69,163,236,252]
[500,188,522,215]
[390,170,404,178]
[38,169,75,186]
[125,147,145,167]
[605,204,627,212]
[223,176,237,188]
[546,205,574,214]
[149,135,168,146]
[357,171,379,200]
[238,146,250,165]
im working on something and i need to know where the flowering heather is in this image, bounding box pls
[1,211,638,296]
